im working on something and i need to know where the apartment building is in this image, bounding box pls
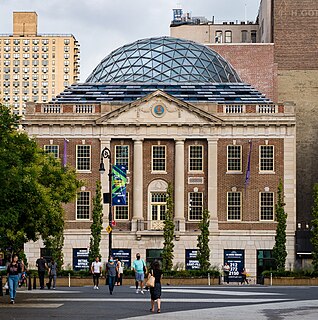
[0,12,80,115]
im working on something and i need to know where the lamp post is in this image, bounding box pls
[99,146,112,259]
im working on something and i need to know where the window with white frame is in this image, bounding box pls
[44,145,59,158]
[260,145,274,172]
[114,192,129,220]
[189,192,203,220]
[151,192,166,221]
[225,30,232,43]
[115,145,129,171]
[227,192,241,220]
[76,145,91,171]
[227,145,242,172]
[76,191,90,220]
[189,145,203,171]
[152,145,166,172]
[260,192,274,221]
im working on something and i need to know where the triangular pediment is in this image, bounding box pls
[95,90,223,125]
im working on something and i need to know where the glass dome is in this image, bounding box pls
[86,37,241,84]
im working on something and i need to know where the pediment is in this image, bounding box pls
[96,90,222,125]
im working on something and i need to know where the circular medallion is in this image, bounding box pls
[152,104,165,117]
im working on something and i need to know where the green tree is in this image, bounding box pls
[197,209,211,271]
[89,180,103,265]
[162,183,174,271]
[311,183,318,273]
[272,181,287,272]
[0,104,81,257]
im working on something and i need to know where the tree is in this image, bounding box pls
[272,181,287,272]
[0,104,82,257]
[162,183,174,271]
[197,209,210,271]
[89,180,103,265]
[311,183,318,273]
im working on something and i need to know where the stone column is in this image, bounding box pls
[132,139,144,231]
[174,139,185,232]
[207,138,218,232]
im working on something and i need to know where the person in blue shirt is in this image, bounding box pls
[132,253,147,294]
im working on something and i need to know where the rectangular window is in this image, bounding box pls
[227,192,241,220]
[76,191,90,220]
[189,192,203,220]
[241,30,248,43]
[251,30,257,43]
[225,31,232,43]
[260,192,274,220]
[189,145,203,171]
[227,145,242,172]
[76,145,91,171]
[115,145,129,171]
[152,145,166,172]
[114,192,129,220]
[151,192,167,221]
[44,145,59,158]
[260,145,274,171]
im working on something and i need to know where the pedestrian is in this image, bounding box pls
[106,256,117,295]
[7,254,24,304]
[47,258,58,289]
[115,258,124,286]
[132,252,147,294]
[36,255,48,289]
[149,260,163,313]
[223,262,230,284]
[241,268,249,285]
[90,256,102,290]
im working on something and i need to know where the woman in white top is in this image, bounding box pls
[91,257,102,289]
[115,258,124,286]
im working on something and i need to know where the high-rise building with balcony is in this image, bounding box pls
[0,12,80,115]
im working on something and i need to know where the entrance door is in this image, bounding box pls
[257,250,276,284]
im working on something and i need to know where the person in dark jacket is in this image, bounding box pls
[149,260,163,313]
[7,254,24,304]
[106,256,117,295]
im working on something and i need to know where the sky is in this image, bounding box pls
[1,0,260,82]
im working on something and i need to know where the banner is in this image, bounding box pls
[73,248,89,271]
[185,249,200,270]
[112,165,127,206]
[224,249,244,282]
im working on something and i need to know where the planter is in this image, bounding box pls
[264,277,318,286]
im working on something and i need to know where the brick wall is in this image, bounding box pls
[208,44,278,102]
[217,138,284,230]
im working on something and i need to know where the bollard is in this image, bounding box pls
[0,275,3,296]
[68,273,71,287]
[218,275,221,285]
[270,272,272,286]
[208,273,211,286]
[33,275,37,289]
[28,275,32,290]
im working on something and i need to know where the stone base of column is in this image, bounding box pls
[131,218,144,232]
[174,218,185,232]
[209,219,219,232]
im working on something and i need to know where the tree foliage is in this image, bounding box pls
[311,183,318,272]
[162,182,174,271]
[197,209,210,271]
[0,104,82,257]
[272,181,287,272]
[89,180,103,264]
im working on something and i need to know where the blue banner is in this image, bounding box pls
[224,249,245,282]
[112,165,127,206]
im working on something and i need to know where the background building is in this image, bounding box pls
[0,12,80,115]
[24,37,296,282]
[170,0,318,267]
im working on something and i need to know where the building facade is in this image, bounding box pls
[0,12,80,115]
[24,37,296,281]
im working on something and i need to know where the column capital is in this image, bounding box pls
[174,138,185,143]
[207,138,218,144]
[132,137,144,142]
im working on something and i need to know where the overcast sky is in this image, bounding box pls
[1,0,260,82]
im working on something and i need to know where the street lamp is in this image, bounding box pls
[99,146,112,259]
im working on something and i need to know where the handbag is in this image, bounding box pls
[146,273,155,288]
[4,281,8,289]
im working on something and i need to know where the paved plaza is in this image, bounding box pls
[1,285,318,319]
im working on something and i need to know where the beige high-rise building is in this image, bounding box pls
[0,12,80,115]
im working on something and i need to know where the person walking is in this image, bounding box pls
[91,256,102,290]
[115,258,123,286]
[47,258,57,289]
[36,256,47,289]
[241,268,249,285]
[106,256,117,295]
[149,260,163,313]
[7,254,24,304]
[223,262,230,284]
[132,253,147,294]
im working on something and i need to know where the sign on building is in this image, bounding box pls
[185,249,200,270]
[73,248,89,271]
[112,165,127,205]
[224,249,244,282]
[112,249,131,269]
